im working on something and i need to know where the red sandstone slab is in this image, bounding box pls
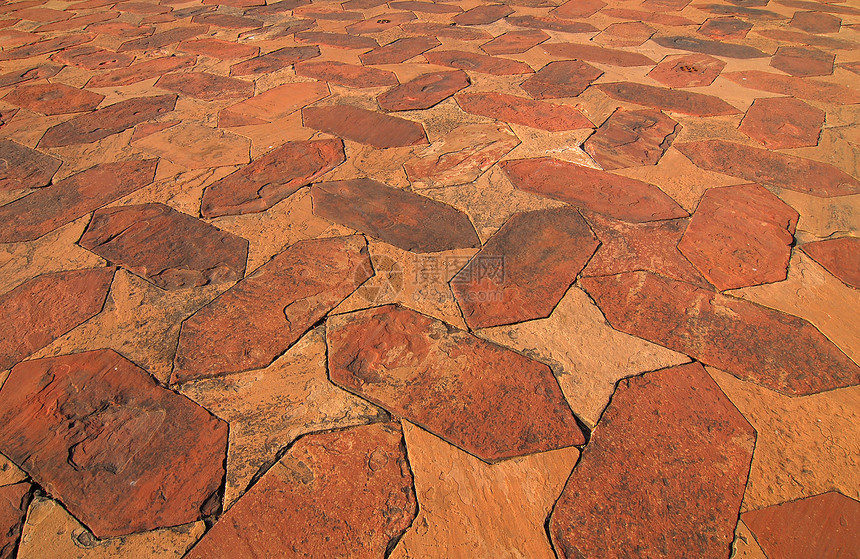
[791,11,841,33]
[118,2,172,14]
[292,5,363,19]
[424,50,533,76]
[185,423,416,559]
[755,28,858,51]
[201,139,344,218]
[456,92,592,131]
[230,45,319,75]
[502,158,687,222]
[0,140,61,191]
[346,12,415,34]
[698,3,782,19]
[739,97,824,149]
[676,139,860,197]
[521,60,603,100]
[0,159,157,243]
[454,4,513,25]
[218,81,329,127]
[481,29,549,55]
[771,45,834,77]
[244,0,309,14]
[0,34,93,61]
[302,105,427,148]
[295,60,397,88]
[542,43,655,67]
[360,36,439,65]
[601,7,696,26]
[3,83,104,115]
[401,22,492,40]
[86,56,196,88]
[723,70,860,104]
[550,363,755,558]
[156,72,252,101]
[506,15,598,34]
[596,82,740,116]
[328,306,585,461]
[51,46,133,70]
[581,271,860,395]
[87,21,154,38]
[584,109,678,170]
[0,64,61,88]
[295,31,378,50]
[191,13,263,28]
[698,17,752,40]
[0,482,29,556]
[801,237,860,289]
[654,34,769,59]
[452,207,598,329]
[553,0,605,18]
[12,7,70,22]
[0,350,228,538]
[778,0,860,15]
[390,0,461,12]
[177,38,259,59]
[172,235,370,383]
[117,25,207,52]
[378,70,469,111]
[648,53,725,87]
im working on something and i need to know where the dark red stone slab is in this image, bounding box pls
[11,7,70,22]
[550,363,755,558]
[0,268,114,370]
[117,25,207,52]
[3,83,104,115]
[345,12,415,34]
[156,72,252,101]
[553,0,605,18]
[230,45,319,75]
[0,34,93,61]
[596,82,740,116]
[581,271,860,395]
[185,423,416,559]
[0,140,61,191]
[80,203,249,289]
[295,60,397,88]
[698,3,782,19]
[481,29,549,55]
[801,237,860,288]
[177,38,259,59]
[201,139,345,218]
[506,15,598,34]
[542,42,655,67]
[452,207,598,329]
[191,13,263,28]
[791,11,841,33]
[390,0,460,12]
[51,45,133,70]
[424,50,533,75]
[456,92,592,131]
[86,56,196,88]
[328,306,585,461]
[502,157,687,222]
[0,349,228,537]
[172,235,371,383]
[0,159,158,243]
[723,70,860,104]
[0,482,30,558]
[739,97,824,149]
[679,185,798,291]
[771,45,834,77]
[295,31,378,50]
[676,139,860,197]
[378,70,469,111]
[584,109,679,170]
[401,22,492,40]
[0,64,61,88]
[743,492,860,559]
[653,35,769,58]
[521,60,603,100]
[648,53,726,87]
[698,16,752,40]
[454,4,513,25]
[302,105,427,148]
[359,36,439,65]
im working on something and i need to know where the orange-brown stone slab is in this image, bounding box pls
[742,492,860,559]
[0,482,30,559]
[648,53,726,87]
[184,423,416,559]
[177,37,259,59]
[549,362,755,558]
[311,178,480,252]
[50,45,132,70]
[229,45,319,75]
[201,138,344,217]
[481,29,548,55]
[580,271,860,395]
[594,21,655,47]
[424,50,533,75]
[502,158,687,222]
[0,140,61,191]
[679,184,798,291]
[86,55,196,88]
[378,70,469,111]
[0,266,114,376]
[676,139,860,197]
[79,203,249,289]
[770,46,834,77]
[597,82,740,116]
[698,17,753,40]
[295,60,397,88]
[801,237,860,288]
[172,235,371,383]
[346,12,415,34]
[117,25,207,52]
[584,109,679,170]
[790,11,841,34]
[723,70,860,104]
[390,0,460,12]
[653,35,768,58]
[602,7,695,25]
[456,92,592,131]
[0,64,61,88]
[452,207,598,329]
[0,349,228,538]
[402,22,491,41]
[302,105,427,148]
[218,81,329,127]
[295,31,378,50]
[755,28,857,51]
[739,97,824,149]
[0,34,93,61]
[454,4,513,25]
[155,72,253,101]
[553,0,605,18]
[542,42,655,67]
[359,36,439,65]
[3,82,104,116]
[327,305,585,461]
[192,13,263,28]
[505,15,597,34]
[520,60,603,99]
[38,95,176,148]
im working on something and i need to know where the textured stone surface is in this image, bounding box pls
[581,271,860,395]
[230,45,319,75]
[801,237,860,288]
[184,423,417,559]
[359,36,439,65]
[739,97,825,149]
[481,29,548,55]
[424,50,533,75]
[771,46,834,77]
[177,38,259,59]
[584,109,679,170]
[172,235,369,383]
[542,42,655,67]
[0,140,61,191]
[302,105,427,148]
[454,4,513,25]
[378,70,469,111]
[51,46,134,71]
[86,56,197,88]
[594,21,655,47]
[328,305,585,461]
[723,70,860,104]
[0,64,62,88]
[653,35,767,59]
[549,363,755,559]
[118,26,206,52]
[156,72,253,101]
[648,53,726,87]
[521,60,603,99]
[311,179,480,252]
[218,81,329,127]
[131,122,250,169]
[597,82,740,116]
[0,482,30,559]
[791,11,841,33]
[506,16,597,34]
[456,92,592,131]
[0,349,228,537]
[3,83,104,116]
[295,60,397,88]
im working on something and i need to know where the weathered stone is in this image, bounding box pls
[506,15,597,34]
[86,56,197,88]
[771,46,834,77]
[3,82,104,116]
[756,28,857,51]
[295,60,397,88]
[38,95,176,148]
[452,207,597,328]
[542,42,655,67]
[698,3,782,19]
[302,105,427,148]
[0,140,61,191]
[172,235,371,383]
[597,82,740,116]
[177,38,259,59]
[653,35,768,58]
[0,34,93,61]
[0,350,227,537]
[594,21,655,47]
[390,0,459,12]
[185,423,416,558]
[0,159,157,243]
[359,36,439,65]
[724,70,860,104]
[521,60,603,100]
[295,31,378,50]
[791,11,841,33]
[118,26,207,52]
[453,4,513,25]
[456,92,592,131]
[402,22,491,40]
[218,81,329,127]
[602,7,695,25]
[192,13,263,28]
[86,21,154,38]
[502,158,687,222]
[801,237,860,288]
[698,17,752,39]
[481,29,548,55]
[0,482,29,559]
[676,140,860,197]
[424,50,533,75]
[328,305,584,461]
[580,271,860,395]
[0,64,61,88]
[201,139,344,217]
[345,12,415,34]
[553,0,605,17]
[648,53,726,87]
[584,109,678,170]
[51,46,134,70]
[549,363,755,559]
[229,45,319,75]
[131,123,250,169]
[156,72,253,101]
[739,97,824,149]
[378,70,469,112]
[311,179,480,252]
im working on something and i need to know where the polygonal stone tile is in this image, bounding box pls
[327,305,585,461]
[14,7,71,22]
[86,56,196,88]
[480,29,548,55]
[593,21,655,47]
[679,185,798,291]
[171,235,371,383]
[390,0,459,12]
[295,31,378,50]
[801,236,860,288]
[580,271,860,395]
[698,17,752,39]
[79,203,249,290]
[790,11,841,33]
[296,61,398,88]
[177,38,259,59]
[201,138,344,217]
[0,34,93,61]
[723,70,860,104]
[653,35,768,59]
[602,7,695,25]
[219,81,329,126]
[359,36,439,65]
[0,159,157,243]
[346,12,415,34]
[676,140,860,197]
[229,45,319,75]
[424,50,533,75]
[553,0,605,17]
[402,22,491,40]
[192,13,263,28]
[0,140,61,191]
[542,43,655,67]
[51,45,134,70]
[155,72,253,101]
[3,82,104,115]
[302,105,427,148]
[0,482,30,558]
[131,122,250,169]
[549,363,755,558]
[456,92,592,131]
[454,4,513,25]
[597,82,740,116]
[506,15,597,34]
[117,26,207,52]
[452,207,598,329]
[0,349,228,538]
[771,46,835,77]
[184,423,416,559]
[378,70,469,111]
[521,60,603,100]
[584,109,679,170]
[501,158,687,222]
[739,97,825,149]
[0,64,61,88]
[648,53,726,87]
[757,28,857,51]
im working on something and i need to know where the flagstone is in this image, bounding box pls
[697,16,752,40]
[345,12,415,34]
[0,482,30,559]
[521,60,603,100]
[378,70,469,111]
[654,35,768,58]
[453,4,513,25]
[3,82,104,116]
[542,42,655,67]
[132,122,250,169]
[295,60,397,88]
[594,21,655,47]
[481,29,548,55]
[424,50,533,76]
[506,15,598,34]
[791,11,841,33]
[0,140,61,191]
[648,53,725,88]
[51,45,134,70]
[739,97,825,149]
[295,31,378,49]
[302,105,427,148]
[359,36,439,65]
[801,236,860,288]
[723,70,860,104]
[86,56,196,88]
[230,45,319,75]
[0,64,62,88]
[584,109,679,170]
[117,26,207,52]
[177,38,259,60]
[218,81,329,128]
[156,72,253,101]
[456,92,592,131]
[597,82,740,116]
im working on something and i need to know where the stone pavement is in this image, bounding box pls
[0,0,858,555]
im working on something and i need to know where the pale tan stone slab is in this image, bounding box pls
[132,123,250,169]
[732,520,769,559]
[0,453,26,487]
[769,187,860,241]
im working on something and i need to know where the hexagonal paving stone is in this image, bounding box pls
[3,82,104,115]
[192,13,263,28]
[648,53,726,88]
[378,70,469,111]
[327,305,585,461]
[0,34,93,61]
[593,21,655,47]
[0,64,61,88]
[132,122,250,169]
[553,0,605,17]
[117,26,207,52]
[0,349,228,538]
[723,70,860,104]
[86,55,196,88]
[155,72,254,101]
[698,16,752,39]
[455,92,592,131]
[218,81,329,127]
[346,12,415,34]
[359,36,440,65]
[229,45,319,75]
[584,109,679,170]
[480,29,548,55]
[295,31,378,50]
[51,45,134,70]
[597,82,740,116]
[521,60,603,99]
[800,236,860,288]
[424,50,533,75]
[790,11,841,33]
[739,97,825,149]
[403,22,491,40]
[295,60,397,88]
[653,35,767,58]
[177,37,259,59]
[454,4,513,25]
[506,15,597,34]
[542,43,655,67]
[302,105,427,148]
[0,140,61,190]
[771,46,835,77]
